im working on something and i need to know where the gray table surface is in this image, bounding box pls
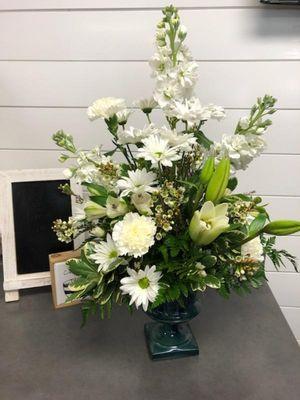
[0,268,300,400]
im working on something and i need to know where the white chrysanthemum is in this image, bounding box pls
[168,97,210,128]
[90,234,120,272]
[116,168,157,197]
[241,237,264,262]
[134,97,158,112]
[138,135,181,167]
[159,126,196,152]
[117,124,158,145]
[87,97,126,121]
[112,213,156,257]
[120,265,162,311]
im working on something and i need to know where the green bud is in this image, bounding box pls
[200,156,215,185]
[205,158,230,203]
[263,220,300,236]
[84,201,107,220]
[53,130,76,153]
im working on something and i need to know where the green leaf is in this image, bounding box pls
[67,258,98,277]
[227,177,238,191]
[248,213,267,236]
[195,131,213,149]
[204,275,221,289]
[191,280,206,292]
[201,255,217,268]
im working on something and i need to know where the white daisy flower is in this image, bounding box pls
[117,124,158,145]
[159,126,196,152]
[138,135,181,167]
[116,168,157,197]
[112,213,156,258]
[90,234,120,272]
[134,97,158,113]
[87,97,126,121]
[116,109,132,125]
[120,265,162,311]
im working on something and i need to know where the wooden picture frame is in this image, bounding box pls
[49,249,81,309]
[0,168,83,302]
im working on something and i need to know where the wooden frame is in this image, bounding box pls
[0,168,82,302]
[49,249,81,309]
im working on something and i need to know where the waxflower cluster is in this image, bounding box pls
[52,5,299,322]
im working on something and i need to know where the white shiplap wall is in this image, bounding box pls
[0,0,300,343]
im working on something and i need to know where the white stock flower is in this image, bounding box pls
[112,213,156,258]
[117,124,158,145]
[117,168,157,197]
[169,61,198,88]
[214,134,266,171]
[239,116,250,130]
[241,237,264,262]
[120,265,161,311]
[159,126,196,151]
[87,97,126,121]
[90,234,120,272]
[138,135,181,167]
[153,78,185,108]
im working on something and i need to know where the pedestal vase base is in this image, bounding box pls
[144,322,199,360]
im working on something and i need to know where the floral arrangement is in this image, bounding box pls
[52,5,300,324]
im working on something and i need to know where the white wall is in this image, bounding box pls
[0,0,300,343]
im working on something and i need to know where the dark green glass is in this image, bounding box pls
[144,294,201,360]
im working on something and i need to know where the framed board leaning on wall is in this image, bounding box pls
[0,169,82,302]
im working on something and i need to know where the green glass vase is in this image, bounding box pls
[144,294,200,360]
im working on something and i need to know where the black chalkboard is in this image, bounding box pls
[11,180,73,274]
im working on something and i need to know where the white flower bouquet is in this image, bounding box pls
[52,5,300,324]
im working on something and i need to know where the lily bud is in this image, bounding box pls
[106,196,128,219]
[263,220,300,236]
[205,158,230,203]
[84,201,107,220]
[90,226,105,238]
[200,156,215,185]
[189,201,229,246]
[131,192,153,215]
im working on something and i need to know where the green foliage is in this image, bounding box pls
[262,236,298,272]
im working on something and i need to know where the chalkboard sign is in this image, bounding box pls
[0,169,81,302]
[12,180,73,274]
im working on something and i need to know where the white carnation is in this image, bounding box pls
[87,97,126,121]
[241,237,264,262]
[112,213,156,258]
